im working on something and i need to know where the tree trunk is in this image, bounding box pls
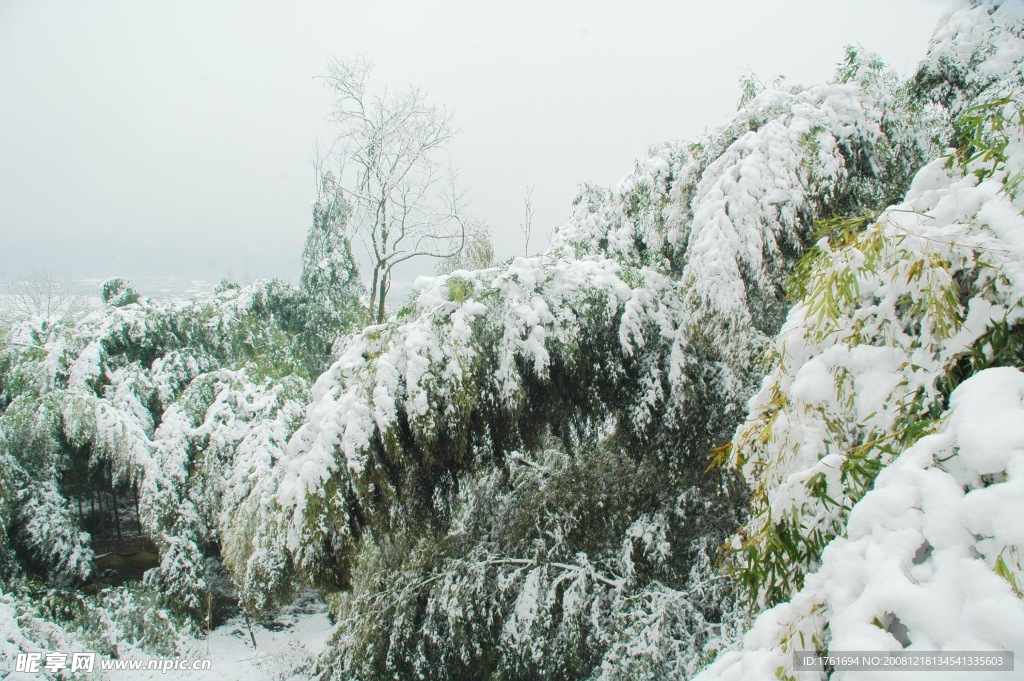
[132,485,142,536]
[110,470,122,540]
[112,493,122,539]
[369,268,379,322]
[375,271,389,323]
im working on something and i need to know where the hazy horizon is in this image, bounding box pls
[1,0,950,293]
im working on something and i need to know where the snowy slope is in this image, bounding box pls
[105,596,332,681]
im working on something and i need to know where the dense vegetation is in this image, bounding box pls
[2,2,1023,679]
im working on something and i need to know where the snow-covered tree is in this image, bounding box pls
[698,3,1024,677]
[0,270,91,328]
[0,261,365,631]
[701,100,1024,680]
[300,169,366,336]
[266,42,948,680]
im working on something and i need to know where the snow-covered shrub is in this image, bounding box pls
[0,586,85,680]
[703,368,1024,681]
[320,443,744,680]
[914,0,1024,118]
[704,92,1024,681]
[0,577,194,679]
[83,583,198,656]
[0,274,360,618]
[101,277,140,307]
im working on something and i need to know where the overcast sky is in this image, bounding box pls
[0,0,950,292]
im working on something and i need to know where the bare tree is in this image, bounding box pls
[1,270,90,328]
[520,185,535,256]
[322,57,472,323]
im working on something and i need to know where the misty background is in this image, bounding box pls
[0,0,948,299]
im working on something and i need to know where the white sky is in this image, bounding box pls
[0,0,950,291]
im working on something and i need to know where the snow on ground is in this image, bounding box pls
[106,594,333,681]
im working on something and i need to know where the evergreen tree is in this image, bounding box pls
[300,170,365,332]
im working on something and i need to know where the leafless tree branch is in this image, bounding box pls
[319,57,485,322]
[1,270,91,328]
